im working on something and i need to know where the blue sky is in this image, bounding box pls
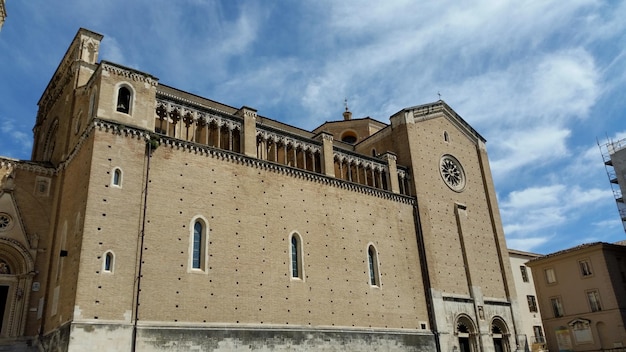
[1,1,625,254]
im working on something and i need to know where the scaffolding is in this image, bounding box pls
[598,137,626,234]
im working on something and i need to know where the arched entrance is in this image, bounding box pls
[491,317,510,352]
[456,315,477,352]
[0,238,35,337]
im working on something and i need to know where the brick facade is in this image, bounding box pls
[0,28,523,351]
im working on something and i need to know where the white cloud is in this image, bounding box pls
[0,116,33,157]
[500,184,611,237]
[489,127,571,180]
[592,218,622,230]
[100,36,126,65]
[506,236,553,253]
[529,50,599,116]
[213,5,260,56]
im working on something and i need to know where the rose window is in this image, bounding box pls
[0,214,11,230]
[440,155,465,192]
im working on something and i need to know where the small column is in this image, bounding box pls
[236,106,258,158]
[216,125,222,149]
[382,152,400,193]
[316,132,335,177]
[257,137,266,159]
[228,128,233,151]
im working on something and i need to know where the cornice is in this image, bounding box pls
[101,62,158,86]
[9,118,414,205]
[0,158,56,176]
[527,241,626,265]
[156,91,233,116]
[157,135,413,204]
[409,101,486,144]
[90,119,415,205]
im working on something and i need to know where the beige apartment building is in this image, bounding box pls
[0,28,524,351]
[527,242,626,351]
[508,249,546,352]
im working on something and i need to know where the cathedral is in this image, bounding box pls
[0,28,523,351]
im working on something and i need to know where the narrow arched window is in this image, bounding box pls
[291,236,299,278]
[112,168,122,187]
[290,233,303,279]
[116,86,131,114]
[89,90,97,119]
[104,252,114,272]
[368,245,379,286]
[192,221,203,269]
[444,131,450,142]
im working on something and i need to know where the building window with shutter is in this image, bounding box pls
[527,295,538,312]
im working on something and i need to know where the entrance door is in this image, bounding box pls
[494,338,505,352]
[459,337,471,352]
[0,285,8,333]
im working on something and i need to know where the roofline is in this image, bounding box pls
[527,241,626,264]
[313,116,389,130]
[157,84,318,138]
[100,60,159,81]
[396,100,486,143]
[157,83,237,112]
[508,248,543,258]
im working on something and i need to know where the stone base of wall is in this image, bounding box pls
[0,336,39,352]
[40,322,71,352]
[62,322,436,352]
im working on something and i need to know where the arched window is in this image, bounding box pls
[103,252,114,272]
[43,119,59,161]
[112,168,122,187]
[368,245,380,286]
[192,221,203,269]
[290,233,303,279]
[444,131,450,142]
[341,131,357,144]
[189,217,208,273]
[116,86,132,114]
[89,89,97,119]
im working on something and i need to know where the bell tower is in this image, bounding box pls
[31,29,103,165]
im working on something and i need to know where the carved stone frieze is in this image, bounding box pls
[156,99,241,130]
[92,118,413,204]
[101,63,158,86]
[321,133,334,142]
[0,158,56,176]
[255,128,321,154]
[333,150,387,173]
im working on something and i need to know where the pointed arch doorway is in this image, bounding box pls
[491,317,511,352]
[0,238,35,337]
[456,315,477,352]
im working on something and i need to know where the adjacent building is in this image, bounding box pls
[508,249,546,352]
[526,242,626,351]
[0,28,525,351]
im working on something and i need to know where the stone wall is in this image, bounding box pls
[66,323,436,352]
